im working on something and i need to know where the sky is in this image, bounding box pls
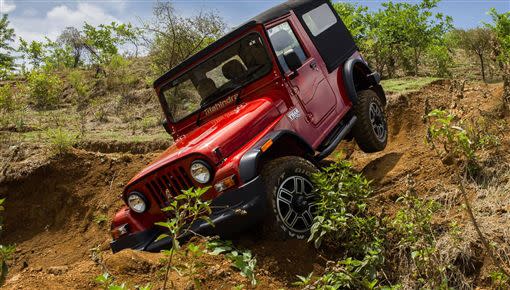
[1,0,509,44]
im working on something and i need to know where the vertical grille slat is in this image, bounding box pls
[151,180,168,207]
[142,164,196,210]
[172,170,186,190]
[146,183,163,205]
[179,167,194,188]
[173,170,189,189]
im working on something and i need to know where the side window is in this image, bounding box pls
[302,3,337,36]
[267,22,307,73]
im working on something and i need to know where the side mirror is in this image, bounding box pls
[283,49,303,73]
[162,119,172,135]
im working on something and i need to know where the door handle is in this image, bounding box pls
[310,61,318,70]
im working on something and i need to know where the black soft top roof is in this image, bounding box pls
[153,0,320,88]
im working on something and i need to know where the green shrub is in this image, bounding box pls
[426,45,452,77]
[45,128,78,154]
[95,272,152,290]
[105,55,137,91]
[155,187,212,289]
[305,161,386,289]
[309,160,374,249]
[0,84,15,111]
[28,70,63,109]
[391,191,448,288]
[68,70,90,98]
[0,198,15,287]
[206,239,258,286]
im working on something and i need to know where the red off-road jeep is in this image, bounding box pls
[110,0,387,253]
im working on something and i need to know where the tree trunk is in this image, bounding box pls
[478,53,486,83]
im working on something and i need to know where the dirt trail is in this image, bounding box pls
[0,80,506,289]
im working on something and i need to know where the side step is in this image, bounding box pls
[314,115,357,161]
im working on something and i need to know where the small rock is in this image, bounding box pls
[7,273,21,283]
[20,261,28,270]
[31,266,43,272]
[47,266,69,275]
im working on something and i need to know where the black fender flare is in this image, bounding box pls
[239,130,314,183]
[343,58,386,106]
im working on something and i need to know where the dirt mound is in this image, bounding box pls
[76,139,172,154]
[0,150,159,289]
[0,80,507,288]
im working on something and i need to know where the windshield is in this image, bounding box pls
[161,33,272,122]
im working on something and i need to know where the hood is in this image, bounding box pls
[127,97,279,186]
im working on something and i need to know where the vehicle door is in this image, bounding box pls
[267,20,336,126]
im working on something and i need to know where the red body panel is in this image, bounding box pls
[112,12,365,235]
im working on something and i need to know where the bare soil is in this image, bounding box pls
[0,80,508,289]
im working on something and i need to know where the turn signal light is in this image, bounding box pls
[214,175,236,192]
[261,139,273,152]
[111,224,129,239]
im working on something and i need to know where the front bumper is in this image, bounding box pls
[110,175,266,253]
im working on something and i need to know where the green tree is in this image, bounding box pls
[0,15,15,79]
[83,22,121,65]
[43,37,75,69]
[456,28,493,82]
[332,2,370,46]
[485,9,510,108]
[18,38,44,69]
[372,0,452,77]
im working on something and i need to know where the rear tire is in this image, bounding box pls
[352,89,388,153]
[261,156,318,240]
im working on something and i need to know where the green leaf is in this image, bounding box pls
[155,233,169,242]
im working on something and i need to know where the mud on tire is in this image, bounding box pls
[261,156,318,240]
[352,89,388,153]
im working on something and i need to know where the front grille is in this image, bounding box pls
[145,166,194,208]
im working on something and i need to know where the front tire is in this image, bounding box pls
[352,89,388,153]
[261,156,318,240]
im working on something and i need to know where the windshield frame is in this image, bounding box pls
[158,31,274,124]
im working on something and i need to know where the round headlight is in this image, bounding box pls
[127,192,148,213]
[190,160,211,184]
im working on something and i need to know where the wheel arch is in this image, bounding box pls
[343,58,387,106]
[239,130,315,183]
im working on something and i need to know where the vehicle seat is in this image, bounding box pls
[197,78,217,98]
[222,59,246,81]
[270,30,306,72]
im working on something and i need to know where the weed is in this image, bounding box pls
[206,239,258,286]
[0,198,14,287]
[390,187,449,289]
[155,187,211,289]
[94,214,108,225]
[91,100,109,123]
[426,109,510,277]
[0,84,15,112]
[491,270,510,290]
[139,117,158,133]
[68,70,91,110]
[45,128,79,154]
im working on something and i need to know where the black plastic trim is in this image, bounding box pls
[111,175,266,253]
[239,130,314,183]
[315,115,357,161]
